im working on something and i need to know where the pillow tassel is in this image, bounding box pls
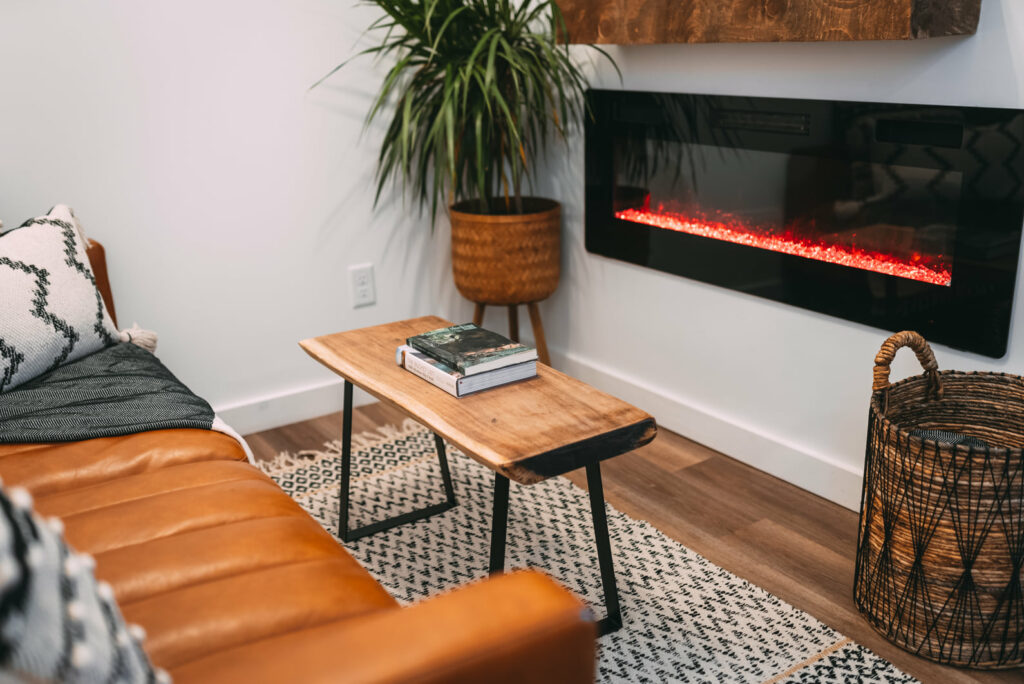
[119,323,158,353]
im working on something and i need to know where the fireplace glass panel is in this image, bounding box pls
[613,143,960,286]
[585,90,1024,357]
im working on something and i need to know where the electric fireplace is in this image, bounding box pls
[585,90,1024,357]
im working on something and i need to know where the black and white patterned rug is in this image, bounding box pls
[257,421,916,684]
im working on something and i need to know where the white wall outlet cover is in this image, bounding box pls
[349,263,376,308]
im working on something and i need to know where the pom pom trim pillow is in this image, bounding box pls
[0,206,119,392]
[0,481,164,682]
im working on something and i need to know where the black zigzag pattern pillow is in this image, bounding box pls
[0,205,119,392]
[0,481,165,682]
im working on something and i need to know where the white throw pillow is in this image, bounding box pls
[0,205,119,392]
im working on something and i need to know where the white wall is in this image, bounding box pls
[0,0,468,433]
[2,2,1022,509]
[539,0,1024,509]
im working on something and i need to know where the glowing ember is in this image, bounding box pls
[615,206,952,287]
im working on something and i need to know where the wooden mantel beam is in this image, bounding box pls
[555,0,982,44]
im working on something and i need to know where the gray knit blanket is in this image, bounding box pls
[0,343,214,443]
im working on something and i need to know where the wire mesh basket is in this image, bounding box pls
[854,330,1024,669]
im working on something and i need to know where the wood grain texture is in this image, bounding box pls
[299,317,656,484]
[556,0,981,44]
[246,404,1021,684]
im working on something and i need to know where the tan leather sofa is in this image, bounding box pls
[0,243,596,682]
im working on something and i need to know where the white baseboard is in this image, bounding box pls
[550,349,864,511]
[215,351,863,510]
[213,378,375,436]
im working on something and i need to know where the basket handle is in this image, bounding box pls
[872,331,943,409]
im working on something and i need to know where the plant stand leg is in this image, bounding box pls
[473,303,485,327]
[527,302,550,366]
[507,305,519,342]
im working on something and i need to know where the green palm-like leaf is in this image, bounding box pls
[318,0,615,223]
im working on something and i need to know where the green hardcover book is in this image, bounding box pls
[407,323,538,376]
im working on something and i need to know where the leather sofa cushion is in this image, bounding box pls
[0,430,597,680]
[0,431,397,670]
[121,557,395,668]
[0,429,247,496]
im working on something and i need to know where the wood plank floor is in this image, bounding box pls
[246,403,1020,683]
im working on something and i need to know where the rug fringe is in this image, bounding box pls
[257,418,427,477]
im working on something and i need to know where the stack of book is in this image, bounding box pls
[395,323,538,398]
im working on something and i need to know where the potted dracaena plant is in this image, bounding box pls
[318,0,614,347]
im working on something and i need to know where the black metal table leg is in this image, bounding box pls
[489,473,510,573]
[338,381,354,539]
[587,462,622,635]
[436,433,456,502]
[338,380,457,542]
[486,464,623,635]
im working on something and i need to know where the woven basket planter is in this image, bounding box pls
[450,197,560,306]
[854,331,1024,669]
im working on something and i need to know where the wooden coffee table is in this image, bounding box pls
[300,316,657,633]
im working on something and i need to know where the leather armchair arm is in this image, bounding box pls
[170,570,597,684]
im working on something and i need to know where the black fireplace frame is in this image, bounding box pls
[584,89,1024,358]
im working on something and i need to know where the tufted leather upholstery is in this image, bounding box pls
[0,430,596,682]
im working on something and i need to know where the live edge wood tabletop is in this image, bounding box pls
[300,316,657,485]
